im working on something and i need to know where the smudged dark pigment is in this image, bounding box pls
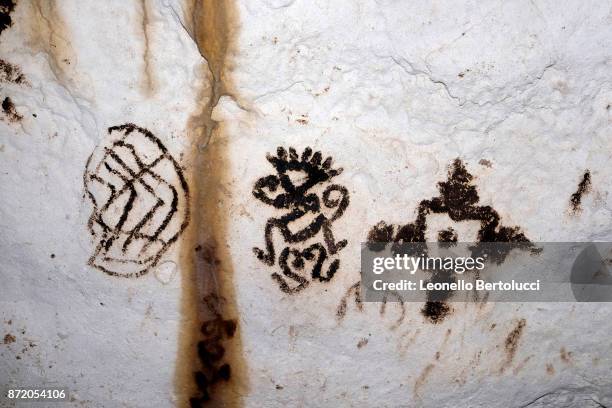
[190,295,237,407]
[569,170,591,213]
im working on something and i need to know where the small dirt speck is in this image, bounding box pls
[357,338,369,349]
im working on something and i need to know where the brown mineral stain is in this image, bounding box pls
[512,355,532,375]
[140,0,154,94]
[560,347,573,364]
[379,291,406,330]
[500,318,526,372]
[414,363,435,396]
[3,333,15,344]
[569,170,591,214]
[397,329,420,357]
[175,1,247,406]
[2,96,22,122]
[25,1,76,86]
[546,363,555,375]
[357,338,368,349]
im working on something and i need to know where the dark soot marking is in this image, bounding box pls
[190,295,237,406]
[84,123,190,278]
[438,227,458,243]
[421,301,451,324]
[2,96,21,122]
[569,170,591,213]
[0,0,15,38]
[252,147,350,293]
[0,59,26,84]
[366,159,534,324]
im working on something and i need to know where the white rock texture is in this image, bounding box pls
[0,0,611,407]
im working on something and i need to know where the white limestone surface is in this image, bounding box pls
[0,1,206,406]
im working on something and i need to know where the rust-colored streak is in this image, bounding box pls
[191,0,231,95]
[559,347,573,364]
[26,1,75,83]
[414,363,435,396]
[140,0,155,95]
[176,0,246,407]
[500,318,526,372]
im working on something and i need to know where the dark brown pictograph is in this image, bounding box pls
[190,294,237,406]
[569,170,591,214]
[83,123,189,278]
[0,58,28,124]
[252,147,350,293]
[1,96,21,123]
[0,0,16,39]
[336,281,406,329]
[367,159,533,323]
